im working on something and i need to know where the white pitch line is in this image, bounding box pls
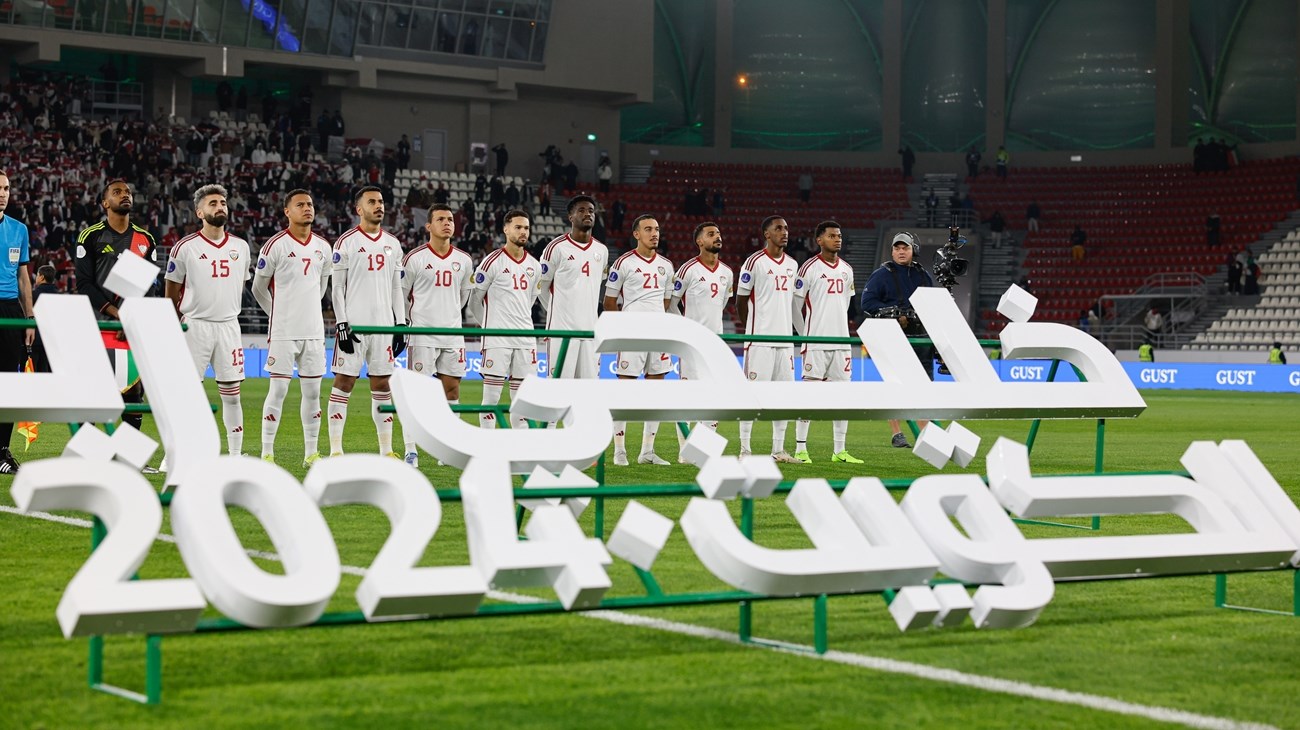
[1,505,1279,730]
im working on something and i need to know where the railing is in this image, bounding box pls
[1100,272,1209,350]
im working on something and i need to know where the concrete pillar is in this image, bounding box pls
[985,0,1007,150]
[714,0,734,149]
[882,0,902,153]
[466,99,491,171]
[1155,0,1190,150]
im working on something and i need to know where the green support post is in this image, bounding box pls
[738,498,755,641]
[813,595,828,654]
[1025,359,1061,454]
[1092,418,1106,530]
[145,635,162,704]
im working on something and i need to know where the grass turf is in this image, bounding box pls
[1,380,1298,729]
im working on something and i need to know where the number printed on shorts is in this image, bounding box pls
[232,348,245,367]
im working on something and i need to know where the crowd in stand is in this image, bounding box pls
[0,69,532,299]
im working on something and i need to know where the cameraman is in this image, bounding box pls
[861,231,935,447]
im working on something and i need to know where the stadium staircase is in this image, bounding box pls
[1186,228,1300,352]
[968,159,1300,336]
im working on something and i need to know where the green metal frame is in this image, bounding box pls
[17,319,1286,706]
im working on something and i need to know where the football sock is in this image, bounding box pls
[327,387,351,454]
[833,421,848,454]
[300,377,322,457]
[640,422,659,455]
[261,376,290,455]
[509,380,528,429]
[739,421,753,452]
[481,377,504,429]
[795,419,810,452]
[372,389,394,454]
[772,420,789,454]
[218,383,244,455]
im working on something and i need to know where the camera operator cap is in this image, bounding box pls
[892,231,919,256]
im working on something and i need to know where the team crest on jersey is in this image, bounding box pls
[266,356,276,366]
[230,251,239,260]
[657,266,666,276]
[740,272,751,284]
[414,362,423,372]
[315,251,325,260]
[452,262,461,271]
[525,267,535,277]
[383,246,393,256]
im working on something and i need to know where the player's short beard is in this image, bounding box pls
[109,202,131,215]
[202,213,228,229]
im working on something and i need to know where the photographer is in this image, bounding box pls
[861,231,935,447]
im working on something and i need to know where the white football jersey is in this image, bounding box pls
[402,243,473,349]
[537,233,607,330]
[794,255,855,351]
[256,228,331,341]
[606,250,673,313]
[671,256,734,334]
[473,246,540,350]
[332,227,404,327]
[736,249,798,338]
[165,230,251,322]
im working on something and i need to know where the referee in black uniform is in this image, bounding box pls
[74,179,160,453]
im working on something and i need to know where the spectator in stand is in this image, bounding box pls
[1070,225,1087,262]
[899,145,915,180]
[995,145,1009,178]
[538,182,551,215]
[491,142,509,177]
[1143,307,1164,345]
[489,175,504,207]
[986,210,1006,248]
[713,187,726,213]
[396,134,411,169]
[474,174,487,202]
[610,199,626,233]
[1227,249,1243,294]
[924,190,939,227]
[1206,213,1220,247]
[597,155,613,193]
[563,159,579,192]
[331,110,345,138]
[505,180,520,209]
[1026,200,1041,233]
[1243,252,1261,295]
[965,146,981,178]
[797,171,813,204]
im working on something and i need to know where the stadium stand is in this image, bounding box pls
[967,160,1300,330]
[1189,231,1300,351]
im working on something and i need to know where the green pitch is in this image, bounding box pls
[1,382,1298,729]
